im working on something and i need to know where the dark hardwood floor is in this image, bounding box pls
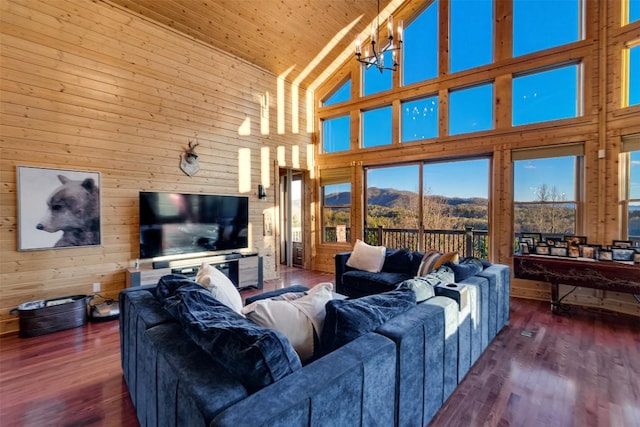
[1,267,638,427]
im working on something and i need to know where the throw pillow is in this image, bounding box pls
[156,274,301,392]
[346,239,386,273]
[382,248,414,274]
[416,249,442,277]
[320,288,416,355]
[433,251,459,270]
[195,262,243,314]
[242,282,334,362]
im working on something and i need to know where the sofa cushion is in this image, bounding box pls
[346,239,386,273]
[320,288,416,355]
[444,257,484,282]
[382,248,415,274]
[342,270,414,296]
[195,262,243,314]
[242,282,334,362]
[156,275,302,392]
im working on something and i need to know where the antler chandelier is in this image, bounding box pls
[355,0,403,73]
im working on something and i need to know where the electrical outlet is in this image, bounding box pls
[93,282,101,293]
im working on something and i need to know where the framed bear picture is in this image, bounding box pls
[17,166,101,251]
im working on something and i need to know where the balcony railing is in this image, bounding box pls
[325,226,489,258]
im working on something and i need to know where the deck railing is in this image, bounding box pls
[325,226,489,258]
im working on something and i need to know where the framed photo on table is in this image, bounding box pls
[579,245,598,259]
[612,240,633,248]
[564,235,587,246]
[611,247,635,261]
[549,246,568,257]
[535,244,550,255]
[598,249,613,261]
[520,237,534,249]
[521,233,542,246]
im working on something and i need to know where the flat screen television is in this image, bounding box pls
[139,192,249,259]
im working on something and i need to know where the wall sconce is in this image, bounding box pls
[258,185,267,200]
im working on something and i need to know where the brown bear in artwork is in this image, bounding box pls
[36,175,100,247]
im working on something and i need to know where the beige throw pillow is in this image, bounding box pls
[345,239,386,273]
[195,262,244,314]
[242,282,334,362]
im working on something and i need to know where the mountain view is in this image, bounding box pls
[326,187,640,238]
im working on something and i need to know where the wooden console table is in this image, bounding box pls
[513,254,640,314]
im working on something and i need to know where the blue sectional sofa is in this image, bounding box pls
[119,262,510,427]
[335,248,425,298]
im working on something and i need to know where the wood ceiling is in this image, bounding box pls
[107,0,405,89]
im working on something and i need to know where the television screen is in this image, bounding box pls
[139,192,249,259]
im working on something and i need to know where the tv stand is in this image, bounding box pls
[126,253,263,290]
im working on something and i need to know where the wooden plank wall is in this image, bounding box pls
[312,0,640,316]
[0,0,312,335]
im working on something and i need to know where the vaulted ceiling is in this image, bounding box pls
[108,0,405,89]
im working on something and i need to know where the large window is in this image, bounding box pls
[449,83,494,135]
[513,0,581,57]
[321,170,351,243]
[362,106,393,148]
[366,165,421,248]
[365,159,489,256]
[621,135,640,242]
[322,116,350,153]
[403,0,438,86]
[449,0,493,73]
[627,44,640,107]
[402,95,439,142]
[512,64,580,126]
[322,79,351,106]
[513,146,584,243]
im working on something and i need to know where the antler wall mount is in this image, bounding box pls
[180,140,200,176]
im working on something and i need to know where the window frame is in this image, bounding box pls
[320,168,352,244]
[321,115,351,154]
[512,144,585,245]
[512,62,583,126]
[620,134,640,242]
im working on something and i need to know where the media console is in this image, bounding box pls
[126,253,263,290]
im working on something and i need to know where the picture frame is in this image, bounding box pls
[563,235,587,246]
[544,236,563,246]
[567,245,580,258]
[597,249,612,261]
[521,233,542,246]
[634,252,640,264]
[519,242,530,254]
[611,240,633,248]
[579,244,598,259]
[519,237,534,249]
[17,166,101,251]
[611,247,635,262]
[549,246,567,257]
[534,244,550,255]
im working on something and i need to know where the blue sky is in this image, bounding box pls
[326,0,639,201]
